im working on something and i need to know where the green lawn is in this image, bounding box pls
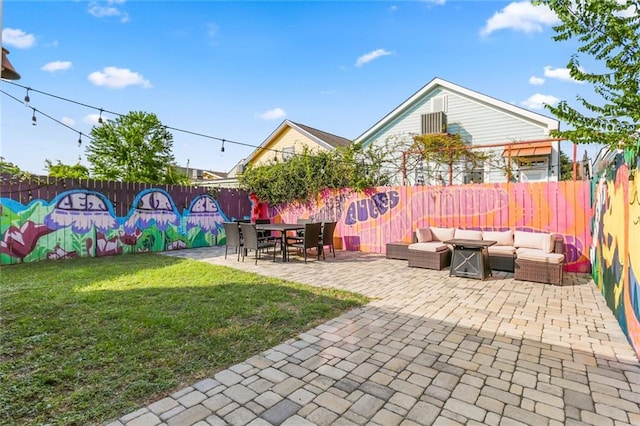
[0,254,368,425]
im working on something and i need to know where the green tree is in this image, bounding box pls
[86,111,189,184]
[559,151,573,181]
[0,159,25,176]
[44,160,90,179]
[239,144,390,205]
[535,0,640,156]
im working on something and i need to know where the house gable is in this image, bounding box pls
[357,77,559,148]
[240,120,351,168]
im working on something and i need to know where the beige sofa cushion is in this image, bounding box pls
[514,231,554,253]
[488,245,516,256]
[454,229,483,241]
[415,228,433,243]
[430,227,455,242]
[483,230,514,246]
[409,242,449,253]
[517,250,564,264]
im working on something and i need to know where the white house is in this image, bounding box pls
[356,78,561,185]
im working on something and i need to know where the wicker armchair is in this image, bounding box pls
[514,235,565,285]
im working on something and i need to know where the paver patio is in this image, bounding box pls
[107,247,640,426]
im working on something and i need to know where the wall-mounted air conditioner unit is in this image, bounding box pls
[421,111,447,134]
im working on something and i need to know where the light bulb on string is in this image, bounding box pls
[24,88,31,106]
[31,109,37,126]
[221,139,225,155]
[98,109,104,124]
[77,132,82,147]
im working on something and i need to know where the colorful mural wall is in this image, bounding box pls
[272,181,593,273]
[0,176,253,265]
[590,153,640,358]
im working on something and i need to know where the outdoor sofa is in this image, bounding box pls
[387,227,565,285]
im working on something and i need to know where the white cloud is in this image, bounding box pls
[423,0,445,4]
[2,28,36,48]
[84,114,102,125]
[257,107,287,120]
[41,61,72,72]
[87,66,152,89]
[529,76,545,85]
[480,1,559,36]
[521,93,559,110]
[88,0,129,23]
[390,5,398,11]
[61,117,76,126]
[616,0,638,17]
[543,65,584,83]
[356,49,393,67]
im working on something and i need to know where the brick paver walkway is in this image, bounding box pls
[107,247,640,426]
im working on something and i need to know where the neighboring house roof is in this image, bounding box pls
[235,119,352,171]
[356,77,559,145]
[291,121,352,149]
[177,166,228,180]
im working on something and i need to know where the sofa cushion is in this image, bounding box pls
[415,228,433,243]
[409,242,449,253]
[488,245,516,256]
[430,227,455,242]
[514,231,554,253]
[454,229,483,241]
[483,230,514,246]
[516,250,564,264]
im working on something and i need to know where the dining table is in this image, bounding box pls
[255,223,306,262]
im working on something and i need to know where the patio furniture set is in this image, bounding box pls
[386,227,566,285]
[222,220,337,265]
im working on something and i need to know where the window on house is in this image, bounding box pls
[432,95,448,113]
[464,163,484,184]
[282,146,295,161]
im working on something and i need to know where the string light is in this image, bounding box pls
[98,108,104,124]
[221,139,225,154]
[1,80,293,158]
[77,133,82,147]
[31,109,37,126]
[24,87,31,106]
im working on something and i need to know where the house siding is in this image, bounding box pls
[252,128,329,166]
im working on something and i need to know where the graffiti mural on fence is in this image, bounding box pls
[590,155,640,358]
[0,188,230,265]
[274,182,593,273]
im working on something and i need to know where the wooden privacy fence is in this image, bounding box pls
[272,181,593,273]
[0,175,253,265]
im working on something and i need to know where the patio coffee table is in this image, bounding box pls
[444,239,496,280]
[256,223,306,262]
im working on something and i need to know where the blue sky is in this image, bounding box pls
[1,0,605,175]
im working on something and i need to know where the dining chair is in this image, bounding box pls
[290,218,312,241]
[286,222,322,263]
[222,222,243,261]
[318,221,337,260]
[239,223,277,265]
[255,218,271,240]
